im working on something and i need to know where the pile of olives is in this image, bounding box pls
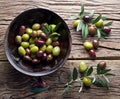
[15,23,61,64]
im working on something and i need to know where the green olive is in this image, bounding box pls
[32,23,40,30]
[83,41,93,50]
[52,46,60,56]
[40,45,47,52]
[73,19,80,27]
[79,61,87,73]
[21,42,29,48]
[46,38,52,45]
[29,44,35,49]
[37,30,43,37]
[50,24,56,31]
[18,46,26,56]
[46,45,53,54]
[83,77,92,87]
[15,35,22,44]
[30,46,39,53]
[30,53,36,58]
[22,33,29,41]
[95,19,103,27]
[29,38,36,44]
[25,28,33,35]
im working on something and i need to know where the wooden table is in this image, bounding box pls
[0,0,120,99]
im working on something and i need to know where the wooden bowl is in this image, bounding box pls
[5,8,71,76]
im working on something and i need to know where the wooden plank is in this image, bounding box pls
[0,60,119,99]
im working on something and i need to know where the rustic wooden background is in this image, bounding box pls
[0,0,120,99]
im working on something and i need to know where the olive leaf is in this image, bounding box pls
[81,23,85,40]
[104,21,113,26]
[105,73,115,76]
[97,28,101,40]
[101,31,108,38]
[72,67,78,80]
[93,79,103,87]
[31,87,49,93]
[53,22,61,32]
[89,10,94,17]
[69,15,79,20]
[100,69,111,74]
[63,85,73,95]
[79,4,84,16]
[101,16,107,20]
[97,64,101,75]
[91,14,102,24]
[49,33,60,38]
[42,23,51,35]
[77,20,83,32]
[84,24,89,40]
[86,66,93,76]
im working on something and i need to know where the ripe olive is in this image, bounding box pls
[98,61,106,70]
[36,50,43,58]
[83,77,92,87]
[42,53,47,60]
[47,54,53,62]
[102,26,111,34]
[83,41,93,50]
[25,48,31,55]
[92,40,99,49]
[52,41,60,46]
[21,42,29,48]
[15,35,22,44]
[79,61,87,73]
[83,15,91,23]
[32,23,40,30]
[35,40,45,46]
[73,19,80,28]
[25,28,33,35]
[88,49,96,59]
[88,25,96,36]
[22,33,29,41]
[52,46,60,56]
[32,58,40,64]
[23,55,32,61]
[95,19,103,27]
[18,46,26,56]
[19,25,25,35]
[40,32,48,40]
[46,45,53,54]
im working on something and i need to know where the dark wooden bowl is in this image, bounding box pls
[5,8,71,76]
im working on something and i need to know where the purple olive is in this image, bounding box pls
[92,40,99,49]
[40,32,48,40]
[42,53,47,60]
[32,58,40,64]
[88,49,96,59]
[102,27,111,34]
[47,54,53,62]
[19,25,25,35]
[83,15,91,23]
[23,55,32,61]
[35,40,45,46]
[88,25,96,36]
[52,41,60,47]
[98,61,106,70]
[25,48,31,55]
[36,50,43,58]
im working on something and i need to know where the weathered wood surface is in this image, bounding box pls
[0,0,120,99]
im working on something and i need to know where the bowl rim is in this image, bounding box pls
[4,8,72,76]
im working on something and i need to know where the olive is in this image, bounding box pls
[47,54,53,62]
[83,15,91,23]
[79,61,87,73]
[31,31,37,38]
[15,35,22,44]
[102,26,111,34]
[98,61,106,70]
[46,38,52,45]
[29,38,36,44]
[88,49,96,59]
[73,19,80,28]
[32,23,40,30]
[30,53,36,58]
[36,50,43,58]
[25,28,33,35]
[52,37,58,41]
[30,46,39,53]
[88,25,96,36]
[95,19,103,27]
[40,45,47,52]
[35,40,45,46]
[83,41,93,50]
[29,44,35,49]
[50,24,56,31]
[23,55,32,61]
[18,46,26,56]
[21,42,29,48]
[37,30,42,37]
[52,41,60,47]
[92,40,99,49]
[83,77,92,87]
[25,48,31,55]
[22,33,29,41]
[46,45,53,54]
[19,25,25,35]
[40,32,48,40]
[42,53,47,60]
[52,46,60,57]
[32,58,40,64]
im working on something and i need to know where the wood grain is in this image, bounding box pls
[0,0,120,99]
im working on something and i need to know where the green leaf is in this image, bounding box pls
[77,20,83,32]
[49,32,60,38]
[101,16,107,20]
[69,15,79,20]
[86,66,93,76]
[91,14,102,24]
[93,80,103,87]
[100,69,111,74]
[75,78,82,83]
[42,23,50,35]
[72,67,78,80]
[79,4,84,16]
[97,64,101,74]
[53,22,61,32]
[81,23,85,41]
[97,28,101,40]
[31,87,48,93]
[84,24,89,40]
[105,73,115,76]
[63,85,73,95]
[101,31,108,38]
[89,10,94,17]
[104,21,113,26]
